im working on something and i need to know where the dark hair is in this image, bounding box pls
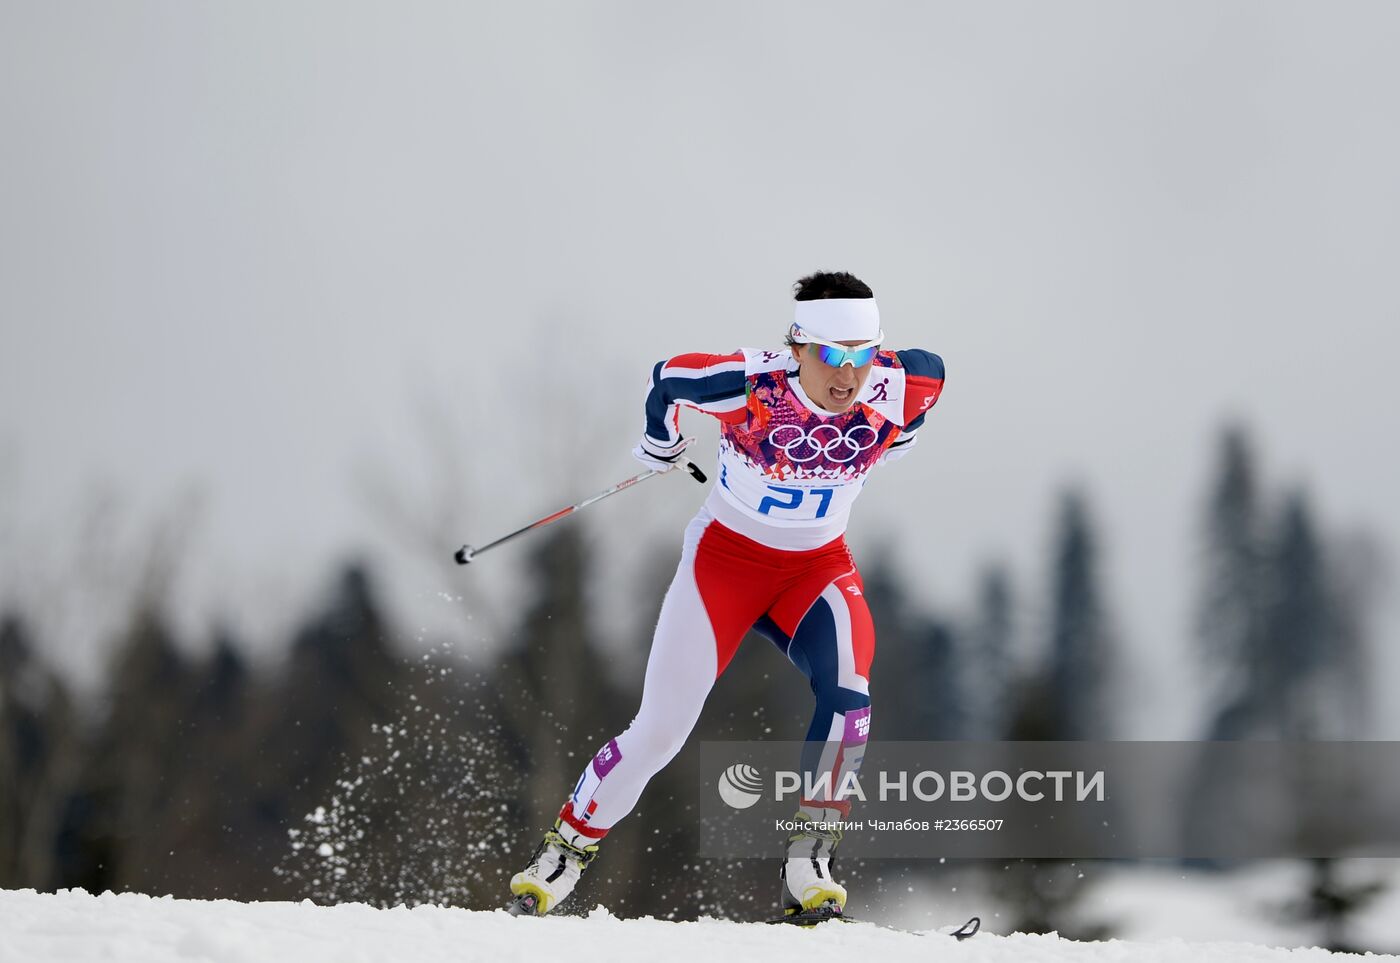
[786,271,875,346]
[793,271,874,302]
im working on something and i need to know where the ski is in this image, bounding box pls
[509,891,979,939]
[765,906,980,941]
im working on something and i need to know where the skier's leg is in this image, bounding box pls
[760,568,875,913]
[763,569,874,815]
[559,565,717,838]
[512,515,751,914]
[556,514,770,842]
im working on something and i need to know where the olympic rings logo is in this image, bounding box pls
[769,423,879,463]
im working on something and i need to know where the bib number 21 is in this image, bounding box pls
[757,485,835,519]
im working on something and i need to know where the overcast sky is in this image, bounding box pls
[2,1,1398,736]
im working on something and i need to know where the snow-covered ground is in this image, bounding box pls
[2,889,1394,963]
[891,860,1400,951]
[1086,862,1400,950]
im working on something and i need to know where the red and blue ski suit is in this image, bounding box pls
[558,346,945,842]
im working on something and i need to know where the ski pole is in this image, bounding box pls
[453,459,707,565]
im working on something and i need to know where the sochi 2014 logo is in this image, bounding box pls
[717,763,764,810]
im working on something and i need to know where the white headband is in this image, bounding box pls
[792,298,883,343]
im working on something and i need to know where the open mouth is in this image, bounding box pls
[829,386,855,406]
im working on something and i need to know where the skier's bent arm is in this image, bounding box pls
[639,351,747,456]
[879,349,946,464]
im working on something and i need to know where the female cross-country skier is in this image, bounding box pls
[509,270,945,918]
